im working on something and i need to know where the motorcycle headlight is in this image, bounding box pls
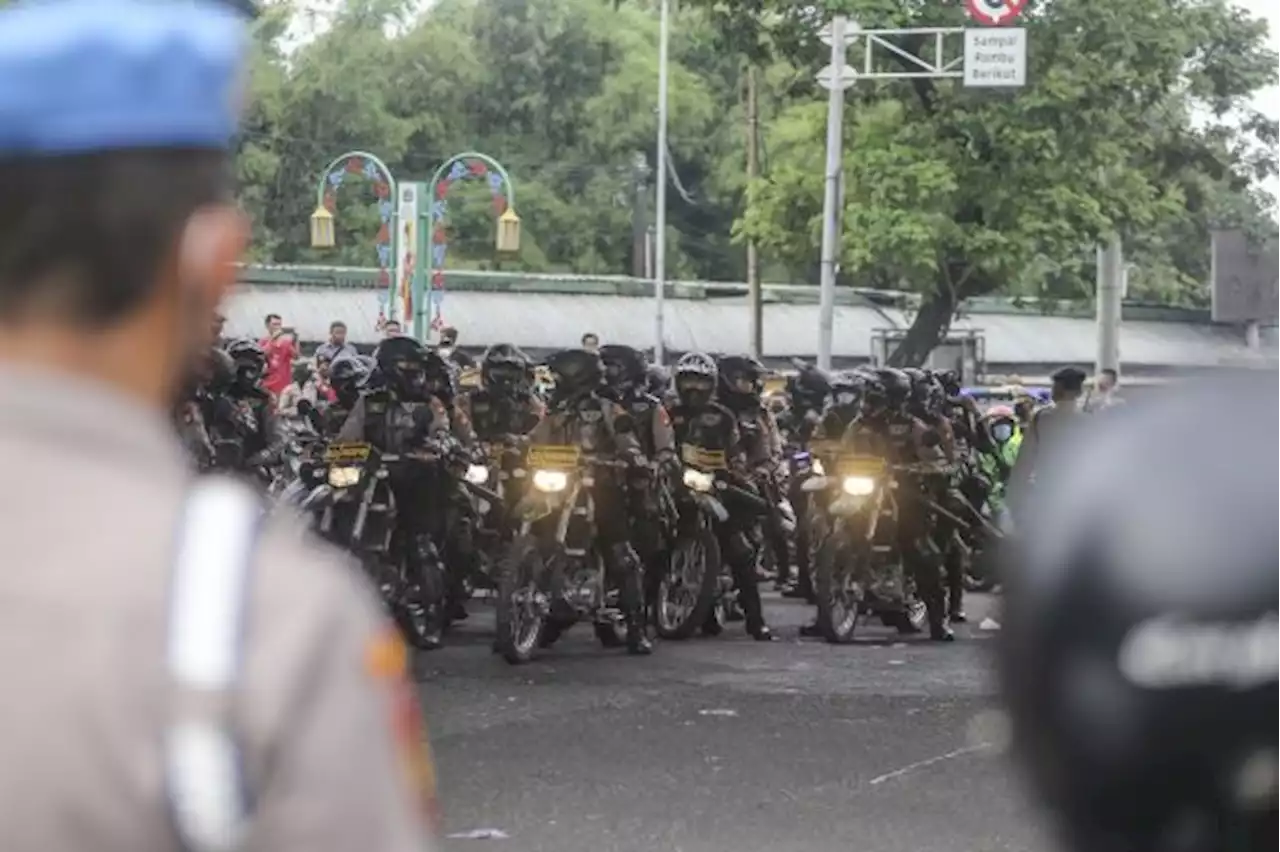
[532,469,568,493]
[841,475,876,496]
[682,468,715,493]
[811,458,826,477]
[464,464,490,484]
[327,465,362,488]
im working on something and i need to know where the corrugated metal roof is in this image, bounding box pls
[223,284,1273,368]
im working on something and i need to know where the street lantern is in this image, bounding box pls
[310,205,335,249]
[496,208,521,253]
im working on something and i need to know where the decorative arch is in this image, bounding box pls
[422,152,516,334]
[320,151,397,327]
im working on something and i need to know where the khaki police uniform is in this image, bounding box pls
[0,367,438,852]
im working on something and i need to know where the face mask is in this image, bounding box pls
[438,345,454,358]
[992,422,1013,442]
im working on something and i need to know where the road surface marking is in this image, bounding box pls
[868,743,992,786]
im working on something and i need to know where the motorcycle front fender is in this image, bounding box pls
[300,484,334,512]
[692,491,729,523]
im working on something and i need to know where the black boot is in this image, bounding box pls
[748,621,775,641]
[626,620,653,655]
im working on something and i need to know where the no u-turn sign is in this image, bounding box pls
[964,0,1028,26]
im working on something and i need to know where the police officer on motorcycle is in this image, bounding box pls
[338,335,479,631]
[528,348,655,655]
[842,368,954,641]
[470,343,543,441]
[600,344,679,623]
[669,353,774,641]
[321,354,370,437]
[716,355,791,593]
[211,337,282,479]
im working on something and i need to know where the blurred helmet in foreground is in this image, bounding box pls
[999,371,1278,852]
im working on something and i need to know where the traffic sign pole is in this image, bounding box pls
[808,13,1029,367]
[815,15,856,371]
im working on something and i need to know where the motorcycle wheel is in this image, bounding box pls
[391,550,446,651]
[814,534,860,644]
[655,529,721,640]
[495,534,549,665]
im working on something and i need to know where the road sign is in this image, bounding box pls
[816,64,858,91]
[964,0,1027,27]
[963,27,1027,87]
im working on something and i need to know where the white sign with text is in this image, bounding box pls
[964,27,1027,87]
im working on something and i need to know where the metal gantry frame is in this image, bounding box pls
[845,26,965,80]
[814,19,1024,369]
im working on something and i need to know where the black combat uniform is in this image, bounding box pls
[527,348,653,655]
[842,368,954,641]
[669,352,774,641]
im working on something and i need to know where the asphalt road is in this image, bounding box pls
[416,592,1056,852]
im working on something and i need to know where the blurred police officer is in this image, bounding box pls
[1000,370,1278,852]
[1006,365,1087,511]
[0,2,438,850]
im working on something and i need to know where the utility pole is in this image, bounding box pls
[1095,235,1123,377]
[815,16,854,370]
[653,0,671,366]
[745,63,763,359]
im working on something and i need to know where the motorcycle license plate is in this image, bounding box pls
[838,455,886,478]
[527,444,580,469]
[681,444,727,470]
[323,442,372,463]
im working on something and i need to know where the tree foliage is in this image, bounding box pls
[686,0,1278,361]
[231,0,1275,359]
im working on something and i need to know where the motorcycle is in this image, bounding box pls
[494,443,636,664]
[806,455,937,643]
[653,444,729,640]
[302,441,449,650]
[464,438,527,596]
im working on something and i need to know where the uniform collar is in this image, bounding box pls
[0,364,189,468]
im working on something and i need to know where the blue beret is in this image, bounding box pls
[0,0,248,156]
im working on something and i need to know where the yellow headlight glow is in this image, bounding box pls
[328,466,362,488]
[841,475,876,496]
[532,469,568,493]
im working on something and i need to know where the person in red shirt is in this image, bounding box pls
[258,312,297,398]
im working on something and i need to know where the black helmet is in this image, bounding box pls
[717,354,765,408]
[599,344,647,393]
[827,372,864,415]
[329,356,369,407]
[373,335,442,402]
[481,343,531,394]
[1000,371,1279,852]
[786,361,832,414]
[674,352,718,409]
[545,348,603,400]
[876,368,911,405]
[224,338,265,387]
[200,347,235,394]
[644,364,670,397]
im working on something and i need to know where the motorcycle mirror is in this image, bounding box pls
[921,429,942,448]
[613,412,636,434]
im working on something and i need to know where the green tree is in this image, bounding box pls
[690,0,1278,363]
